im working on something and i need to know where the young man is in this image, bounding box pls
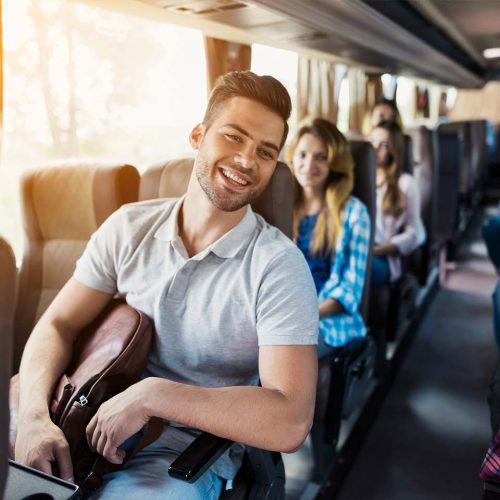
[14,71,319,498]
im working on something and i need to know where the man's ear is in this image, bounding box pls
[189,123,205,150]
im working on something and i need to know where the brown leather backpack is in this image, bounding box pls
[10,300,160,491]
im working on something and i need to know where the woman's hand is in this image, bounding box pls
[319,298,343,318]
[373,242,399,257]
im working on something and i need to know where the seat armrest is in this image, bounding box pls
[168,432,231,483]
[333,337,368,369]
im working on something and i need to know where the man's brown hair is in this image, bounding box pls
[203,71,292,149]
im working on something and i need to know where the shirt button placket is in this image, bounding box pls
[169,260,193,302]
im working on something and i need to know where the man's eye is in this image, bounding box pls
[259,149,274,160]
[225,134,241,142]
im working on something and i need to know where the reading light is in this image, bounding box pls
[483,47,500,59]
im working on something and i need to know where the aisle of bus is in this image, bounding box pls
[338,203,498,500]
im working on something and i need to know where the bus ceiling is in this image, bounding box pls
[80,0,498,89]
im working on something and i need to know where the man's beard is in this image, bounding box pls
[195,160,261,212]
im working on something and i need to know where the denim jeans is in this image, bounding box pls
[91,425,223,499]
[317,331,337,358]
[370,256,390,286]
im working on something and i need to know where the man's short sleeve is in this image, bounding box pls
[256,247,319,346]
[73,210,122,294]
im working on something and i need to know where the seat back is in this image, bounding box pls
[349,141,376,321]
[139,158,293,238]
[470,120,488,199]
[13,161,139,371]
[435,123,464,244]
[408,126,439,285]
[403,134,415,175]
[0,237,16,498]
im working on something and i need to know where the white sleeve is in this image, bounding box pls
[390,175,425,255]
[73,210,123,294]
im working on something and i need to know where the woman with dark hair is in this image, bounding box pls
[371,98,404,129]
[369,120,425,286]
[287,117,371,357]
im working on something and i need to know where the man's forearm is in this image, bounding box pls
[18,278,112,420]
[143,378,313,453]
[18,320,74,420]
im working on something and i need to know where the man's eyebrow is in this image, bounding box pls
[225,124,280,154]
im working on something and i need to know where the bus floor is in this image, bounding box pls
[335,205,498,500]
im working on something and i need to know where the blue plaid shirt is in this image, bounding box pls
[298,196,370,347]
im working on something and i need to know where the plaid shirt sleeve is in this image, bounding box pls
[481,429,500,482]
[320,198,370,316]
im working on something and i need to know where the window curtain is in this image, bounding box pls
[348,67,367,134]
[362,73,383,135]
[204,37,251,94]
[365,73,383,110]
[382,74,398,100]
[296,56,336,124]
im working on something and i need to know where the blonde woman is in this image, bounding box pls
[369,120,425,285]
[287,118,371,357]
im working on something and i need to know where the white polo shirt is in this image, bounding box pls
[74,197,319,389]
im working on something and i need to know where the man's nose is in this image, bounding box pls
[236,144,257,169]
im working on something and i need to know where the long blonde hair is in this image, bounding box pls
[375,120,405,217]
[286,117,354,256]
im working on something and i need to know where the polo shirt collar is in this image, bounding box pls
[154,197,258,259]
[154,197,184,242]
[209,206,257,259]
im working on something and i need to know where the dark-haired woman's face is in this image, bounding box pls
[369,127,393,168]
[293,133,330,192]
[371,103,395,127]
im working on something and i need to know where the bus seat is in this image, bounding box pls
[349,140,376,321]
[139,158,293,238]
[403,134,415,175]
[458,122,473,209]
[140,158,292,499]
[139,157,194,200]
[12,161,139,372]
[408,126,439,286]
[0,237,16,499]
[310,141,377,480]
[470,120,488,204]
[435,123,464,275]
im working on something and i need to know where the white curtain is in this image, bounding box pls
[297,56,337,124]
[348,67,366,134]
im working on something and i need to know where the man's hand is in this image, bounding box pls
[86,379,152,464]
[16,415,73,482]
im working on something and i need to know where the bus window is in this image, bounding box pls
[251,43,298,139]
[0,0,206,260]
